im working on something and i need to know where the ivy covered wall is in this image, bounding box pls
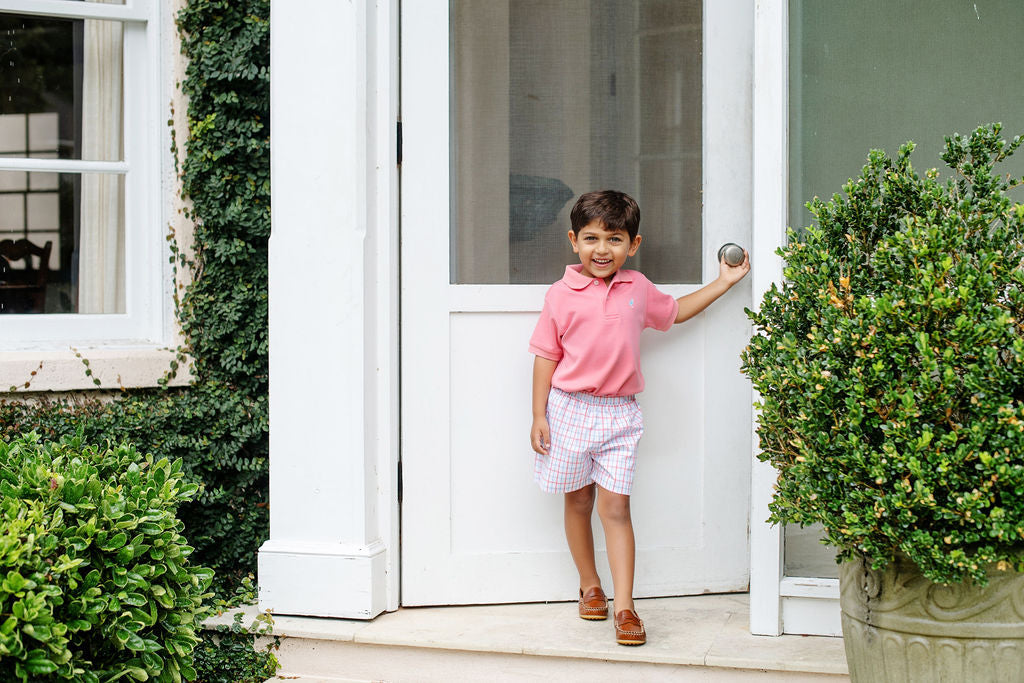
[0,0,271,597]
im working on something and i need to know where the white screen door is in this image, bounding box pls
[401,0,754,606]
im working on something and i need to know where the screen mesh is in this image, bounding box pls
[451,0,702,285]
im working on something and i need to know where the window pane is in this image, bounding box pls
[0,13,124,162]
[786,0,1024,579]
[451,0,702,285]
[784,523,838,579]
[789,0,1024,232]
[0,171,125,315]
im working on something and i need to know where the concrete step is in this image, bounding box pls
[207,594,849,682]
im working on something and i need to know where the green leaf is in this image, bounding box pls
[121,592,148,607]
[22,623,51,642]
[99,532,128,551]
[23,649,59,675]
[3,571,27,592]
[124,630,147,651]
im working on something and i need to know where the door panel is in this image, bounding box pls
[401,0,752,606]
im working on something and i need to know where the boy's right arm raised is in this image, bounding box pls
[531,356,558,455]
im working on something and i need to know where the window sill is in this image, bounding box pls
[0,347,191,393]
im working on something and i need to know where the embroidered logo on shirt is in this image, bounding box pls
[629,298,635,308]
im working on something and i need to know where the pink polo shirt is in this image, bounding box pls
[529,265,679,396]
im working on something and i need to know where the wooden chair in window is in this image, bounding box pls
[0,238,52,313]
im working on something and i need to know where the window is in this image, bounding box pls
[757,0,1024,636]
[450,0,702,285]
[789,0,1024,232]
[0,1,165,347]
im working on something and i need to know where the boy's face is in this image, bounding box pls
[568,220,642,283]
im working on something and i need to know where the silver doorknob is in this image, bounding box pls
[717,243,745,266]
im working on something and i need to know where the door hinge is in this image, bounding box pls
[397,459,403,503]
[396,120,403,166]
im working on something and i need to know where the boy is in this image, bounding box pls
[528,190,749,645]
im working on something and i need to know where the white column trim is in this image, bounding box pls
[369,0,401,614]
[749,0,788,637]
[261,0,399,620]
[259,540,387,619]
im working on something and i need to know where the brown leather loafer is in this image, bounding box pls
[578,586,609,620]
[614,609,646,645]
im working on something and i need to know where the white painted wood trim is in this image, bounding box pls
[779,577,839,600]
[0,159,129,174]
[782,596,843,637]
[259,540,387,620]
[780,579,842,636]
[0,0,148,22]
[369,0,401,613]
[398,0,452,606]
[0,1,166,350]
[123,1,165,348]
[261,0,396,619]
[0,315,162,347]
[748,0,788,637]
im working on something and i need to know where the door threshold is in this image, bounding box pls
[207,593,849,681]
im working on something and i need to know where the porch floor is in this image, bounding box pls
[210,593,850,682]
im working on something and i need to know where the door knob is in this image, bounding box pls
[717,243,746,266]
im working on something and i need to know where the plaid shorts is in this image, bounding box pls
[535,387,644,495]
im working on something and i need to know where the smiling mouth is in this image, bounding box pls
[592,259,612,268]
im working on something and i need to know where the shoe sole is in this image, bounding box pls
[617,638,646,645]
[579,613,608,620]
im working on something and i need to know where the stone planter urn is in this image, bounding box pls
[840,554,1024,682]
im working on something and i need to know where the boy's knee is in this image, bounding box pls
[565,484,596,512]
[597,491,631,524]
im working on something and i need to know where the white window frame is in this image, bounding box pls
[0,1,184,391]
[0,0,165,349]
[749,0,840,637]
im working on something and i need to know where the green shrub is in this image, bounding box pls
[0,433,212,682]
[743,124,1024,585]
[0,0,271,600]
[191,631,278,683]
[0,386,268,599]
[191,604,278,683]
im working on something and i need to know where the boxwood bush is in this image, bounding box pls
[743,124,1024,585]
[0,433,212,682]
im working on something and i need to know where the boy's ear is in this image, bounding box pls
[628,234,642,256]
[567,229,580,253]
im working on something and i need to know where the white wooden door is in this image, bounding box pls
[401,0,754,606]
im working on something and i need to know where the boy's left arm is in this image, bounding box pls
[673,250,750,324]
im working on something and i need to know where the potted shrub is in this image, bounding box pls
[742,124,1024,681]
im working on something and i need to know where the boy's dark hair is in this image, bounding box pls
[570,190,641,239]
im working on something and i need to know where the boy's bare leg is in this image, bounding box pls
[596,486,635,614]
[564,484,602,591]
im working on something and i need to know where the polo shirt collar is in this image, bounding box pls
[561,264,634,290]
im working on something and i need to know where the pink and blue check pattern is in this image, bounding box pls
[535,387,644,495]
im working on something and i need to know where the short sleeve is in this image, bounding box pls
[644,280,678,331]
[528,290,564,361]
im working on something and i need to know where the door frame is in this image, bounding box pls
[749,0,842,637]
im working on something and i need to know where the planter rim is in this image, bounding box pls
[840,557,1024,639]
